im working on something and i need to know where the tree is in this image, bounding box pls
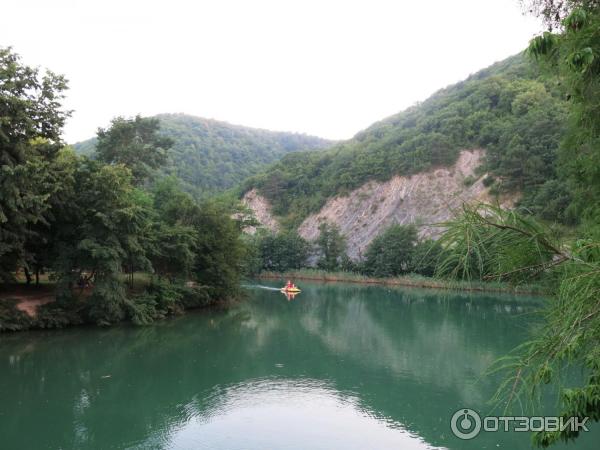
[524,179,574,223]
[485,5,600,445]
[316,222,347,271]
[257,231,310,272]
[0,47,250,328]
[0,47,69,281]
[362,224,417,277]
[521,0,599,30]
[411,239,444,277]
[527,3,600,221]
[22,146,78,285]
[95,115,173,185]
[189,201,246,300]
[437,203,600,447]
[52,159,153,325]
[148,178,197,280]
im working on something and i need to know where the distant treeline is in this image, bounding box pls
[244,223,442,279]
[74,113,332,197]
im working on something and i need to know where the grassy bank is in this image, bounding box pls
[256,269,547,295]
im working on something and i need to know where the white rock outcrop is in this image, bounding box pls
[241,188,279,234]
[244,150,516,259]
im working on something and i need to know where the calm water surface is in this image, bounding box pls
[0,281,597,449]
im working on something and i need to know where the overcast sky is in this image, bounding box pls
[2,0,543,143]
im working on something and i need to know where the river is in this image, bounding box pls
[0,280,596,449]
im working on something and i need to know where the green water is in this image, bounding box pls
[0,281,597,449]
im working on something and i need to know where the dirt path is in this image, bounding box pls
[14,296,54,316]
[1,286,55,317]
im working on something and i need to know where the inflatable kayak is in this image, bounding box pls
[281,287,301,293]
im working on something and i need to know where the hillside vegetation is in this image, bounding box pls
[243,53,569,228]
[74,113,332,196]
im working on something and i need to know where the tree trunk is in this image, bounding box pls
[35,268,40,286]
[24,267,32,285]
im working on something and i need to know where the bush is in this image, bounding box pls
[411,239,445,277]
[482,175,496,187]
[362,224,418,277]
[180,285,212,308]
[463,175,477,187]
[123,280,214,325]
[257,231,310,272]
[147,280,184,315]
[0,299,34,331]
[35,299,86,329]
[527,179,574,223]
[87,277,128,326]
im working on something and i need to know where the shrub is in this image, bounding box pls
[362,224,418,277]
[0,299,34,331]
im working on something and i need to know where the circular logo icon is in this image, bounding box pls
[450,408,482,440]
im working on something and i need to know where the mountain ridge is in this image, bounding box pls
[73,113,334,196]
[241,52,567,230]
[241,52,568,255]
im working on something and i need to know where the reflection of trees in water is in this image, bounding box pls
[0,285,540,449]
[286,285,539,437]
[219,285,540,447]
[298,286,535,397]
[0,314,247,449]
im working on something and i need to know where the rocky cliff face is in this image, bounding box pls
[242,188,279,234]
[243,150,515,259]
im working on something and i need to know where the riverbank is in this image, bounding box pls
[256,269,546,295]
[2,270,544,333]
[0,277,239,332]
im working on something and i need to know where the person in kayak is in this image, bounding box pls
[286,280,296,290]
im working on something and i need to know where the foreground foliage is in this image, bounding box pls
[438,202,599,446]
[465,3,600,445]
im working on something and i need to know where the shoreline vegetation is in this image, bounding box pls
[0,285,237,333]
[255,269,547,296]
[0,273,240,332]
[0,48,247,333]
[1,268,546,333]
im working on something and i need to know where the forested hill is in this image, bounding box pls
[243,53,570,227]
[73,113,333,195]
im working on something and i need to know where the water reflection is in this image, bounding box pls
[281,290,300,301]
[165,378,443,450]
[0,281,595,449]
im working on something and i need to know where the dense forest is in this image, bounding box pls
[74,113,332,196]
[0,47,247,330]
[243,53,571,227]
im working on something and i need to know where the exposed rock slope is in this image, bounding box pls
[242,188,279,234]
[244,150,515,259]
